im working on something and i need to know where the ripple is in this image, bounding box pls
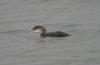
[0,30,24,34]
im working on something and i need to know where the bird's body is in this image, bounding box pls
[41,31,70,37]
[31,26,71,38]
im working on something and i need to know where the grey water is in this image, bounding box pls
[0,0,100,65]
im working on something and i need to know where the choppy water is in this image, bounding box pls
[0,0,100,65]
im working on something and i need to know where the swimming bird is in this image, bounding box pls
[30,25,71,38]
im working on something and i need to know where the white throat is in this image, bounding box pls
[34,29,42,33]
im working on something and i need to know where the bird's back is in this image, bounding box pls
[41,31,70,37]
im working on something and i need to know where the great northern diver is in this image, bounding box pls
[30,26,71,38]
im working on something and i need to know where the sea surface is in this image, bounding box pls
[0,0,100,65]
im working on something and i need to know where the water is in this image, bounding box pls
[0,0,100,65]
